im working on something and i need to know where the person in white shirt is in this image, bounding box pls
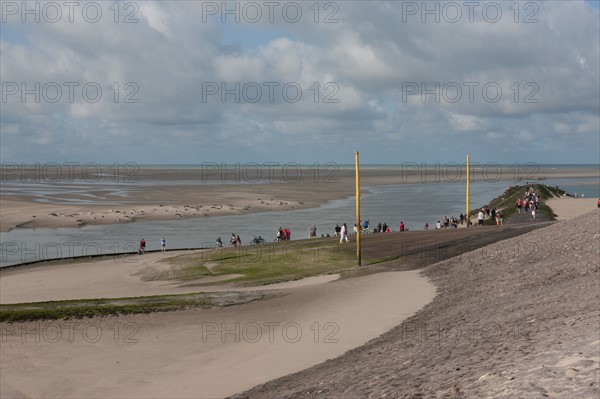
[340,223,349,243]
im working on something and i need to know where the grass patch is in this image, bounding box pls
[173,239,358,286]
[2,239,359,322]
[0,291,274,323]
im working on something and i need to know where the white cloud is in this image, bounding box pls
[449,114,484,132]
[139,2,172,38]
[1,0,598,163]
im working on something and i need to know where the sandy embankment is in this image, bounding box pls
[0,250,341,304]
[0,217,555,398]
[233,210,600,398]
[1,166,597,232]
[546,196,598,220]
[0,270,435,398]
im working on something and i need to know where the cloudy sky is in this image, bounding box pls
[1,0,599,164]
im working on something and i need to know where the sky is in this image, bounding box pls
[1,0,599,165]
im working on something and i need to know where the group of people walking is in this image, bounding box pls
[517,188,540,220]
[276,227,292,242]
[476,208,504,226]
[137,237,167,254]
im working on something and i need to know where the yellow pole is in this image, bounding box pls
[466,154,470,227]
[355,151,361,266]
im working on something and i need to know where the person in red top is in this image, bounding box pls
[597,199,600,208]
[399,222,405,231]
[516,198,522,213]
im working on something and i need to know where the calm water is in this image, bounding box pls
[1,177,598,267]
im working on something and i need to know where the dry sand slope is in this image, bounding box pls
[546,197,598,221]
[0,271,435,398]
[234,209,600,398]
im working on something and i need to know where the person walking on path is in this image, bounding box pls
[340,223,349,243]
[160,237,166,252]
[139,238,146,254]
[477,210,485,226]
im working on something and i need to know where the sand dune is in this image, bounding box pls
[234,210,600,398]
[0,270,435,398]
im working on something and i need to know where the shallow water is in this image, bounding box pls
[1,177,598,267]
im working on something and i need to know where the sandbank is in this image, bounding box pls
[1,166,597,232]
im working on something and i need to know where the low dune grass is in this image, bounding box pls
[0,291,274,323]
[161,237,358,286]
[1,238,359,322]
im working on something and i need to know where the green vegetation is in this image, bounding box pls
[1,239,360,322]
[162,238,358,286]
[0,291,274,323]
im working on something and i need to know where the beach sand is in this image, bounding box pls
[1,167,598,398]
[1,166,597,232]
[0,249,341,304]
[0,221,558,398]
[234,210,600,398]
[0,270,435,398]
[546,197,598,220]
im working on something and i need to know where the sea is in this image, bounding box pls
[0,165,598,268]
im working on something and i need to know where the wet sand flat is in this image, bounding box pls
[1,166,597,232]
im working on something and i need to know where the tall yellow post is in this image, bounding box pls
[466,154,470,227]
[355,151,361,266]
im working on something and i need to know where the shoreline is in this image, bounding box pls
[2,205,593,397]
[0,183,594,270]
[1,167,597,232]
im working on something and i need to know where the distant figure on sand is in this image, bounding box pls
[138,238,146,254]
[340,223,349,243]
[160,237,166,252]
[399,222,405,231]
[424,222,429,230]
[216,237,223,248]
[334,224,341,237]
